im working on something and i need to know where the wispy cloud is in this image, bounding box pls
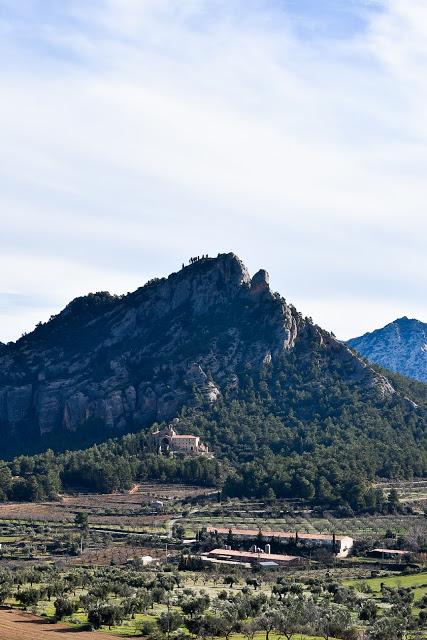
[0,0,425,341]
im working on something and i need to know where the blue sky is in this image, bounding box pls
[278,0,376,36]
[0,0,426,342]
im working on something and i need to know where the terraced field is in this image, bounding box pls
[0,483,211,529]
[183,500,425,540]
[376,479,427,510]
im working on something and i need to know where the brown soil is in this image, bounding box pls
[0,483,212,527]
[0,609,115,639]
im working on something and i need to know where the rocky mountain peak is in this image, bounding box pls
[167,252,252,312]
[179,252,250,284]
[250,269,270,295]
[126,253,254,323]
[348,317,427,382]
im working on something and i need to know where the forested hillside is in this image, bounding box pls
[1,347,425,513]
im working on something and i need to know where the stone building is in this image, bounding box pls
[152,419,209,455]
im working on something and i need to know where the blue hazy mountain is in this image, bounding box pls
[348,317,427,383]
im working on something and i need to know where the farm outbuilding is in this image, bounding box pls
[206,527,354,558]
[202,548,302,566]
[369,548,411,559]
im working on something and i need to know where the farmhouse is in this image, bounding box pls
[152,419,209,455]
[206,527,354,558]
[202,548,302,566]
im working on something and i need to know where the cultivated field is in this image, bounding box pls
[0,482,426,638]
[344,570,427,605]
[66,543,162,566]
[0,607,330,640]
[0,609,112,639]
[375,479,427,510]
[183,499,426,540]
[0,483,213,530]
[0,483,211,567]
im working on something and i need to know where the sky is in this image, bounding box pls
[0,0,426,342]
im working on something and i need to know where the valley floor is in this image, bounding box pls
[0,481,425,638]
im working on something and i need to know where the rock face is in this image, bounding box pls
[0,253,401,453]
[348,317,427,383]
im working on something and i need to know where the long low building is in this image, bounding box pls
[206,527,354,558]
[203,548,302,566]
[369,548,411,559]
[201,556,252,568]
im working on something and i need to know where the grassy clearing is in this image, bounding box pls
[345,570,427,618]
[344,571,427,592]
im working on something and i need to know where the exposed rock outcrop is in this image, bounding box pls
[348,317,427,382]
[0,252,401,452]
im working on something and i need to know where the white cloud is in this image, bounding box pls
[0,0,426,342]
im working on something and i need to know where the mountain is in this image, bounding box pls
[348,317,427,383]
[0,253,425,474]
[0,253,426,507]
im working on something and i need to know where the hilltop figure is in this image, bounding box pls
[188,255,208,265]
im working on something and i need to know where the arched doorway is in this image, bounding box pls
[160,437,170,455]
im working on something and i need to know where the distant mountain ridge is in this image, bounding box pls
[348,317,427,383]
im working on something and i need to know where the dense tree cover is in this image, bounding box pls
[0,435,222,501]
[16,292,121,351]
[177,351,426,509]
[0,346,424,511]
[181,351,426,470]
[371,365,427,410]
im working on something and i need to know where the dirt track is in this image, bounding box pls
[0,609,114,639]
